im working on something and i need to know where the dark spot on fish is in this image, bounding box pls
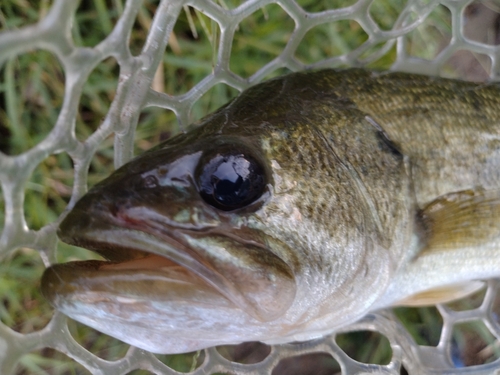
[471,96,481,112]
[143,175,159,188]
[365,116,402,158]
[360,165,369,176]
[375,130,403,158]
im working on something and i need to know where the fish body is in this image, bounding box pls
[41,69,500,353]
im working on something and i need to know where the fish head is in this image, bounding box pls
[42,71,413,353]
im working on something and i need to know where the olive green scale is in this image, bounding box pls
[41,69,500,353]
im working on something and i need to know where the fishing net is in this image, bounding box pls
[1,0,500,373]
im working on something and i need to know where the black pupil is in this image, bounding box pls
[199,153,265,211]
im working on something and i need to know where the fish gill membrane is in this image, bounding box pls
[41,68,500,354]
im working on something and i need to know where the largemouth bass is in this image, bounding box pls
[41,69,500,354]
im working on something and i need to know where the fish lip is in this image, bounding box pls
[56,205,290,322]
[58,207,229,281]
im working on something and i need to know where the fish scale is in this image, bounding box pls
[42,69,500,353]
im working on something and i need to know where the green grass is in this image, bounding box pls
[0,0,477,374]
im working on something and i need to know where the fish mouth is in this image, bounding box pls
[43,204,296,323]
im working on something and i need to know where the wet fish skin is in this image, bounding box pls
[41,69,500,353]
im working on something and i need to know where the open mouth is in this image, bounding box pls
[43,204,297,323]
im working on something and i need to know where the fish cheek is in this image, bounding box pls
[184,233,296,322]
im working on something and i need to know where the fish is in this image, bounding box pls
[41,68,500,354]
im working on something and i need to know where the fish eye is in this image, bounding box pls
[197,151,267,211]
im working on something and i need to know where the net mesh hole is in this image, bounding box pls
[0,50,64,156]
[335,330,392,365]
[76,57,119,141]
[229,4,295,78]
[394,306,443,347]
[0,248,51,334]
[216,341,272,364]
[271,352,341,375]
[451,320,500,367]
[154,350,205,373]
[295,20,369,66]
[441,49,492,81]
[15,348,92,375]
[404,5,451,61]
[67,319,130,362]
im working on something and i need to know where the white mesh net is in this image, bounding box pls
[1,0,500,374]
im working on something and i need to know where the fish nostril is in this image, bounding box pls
[142,175,159,188]
[107,203,119,217]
